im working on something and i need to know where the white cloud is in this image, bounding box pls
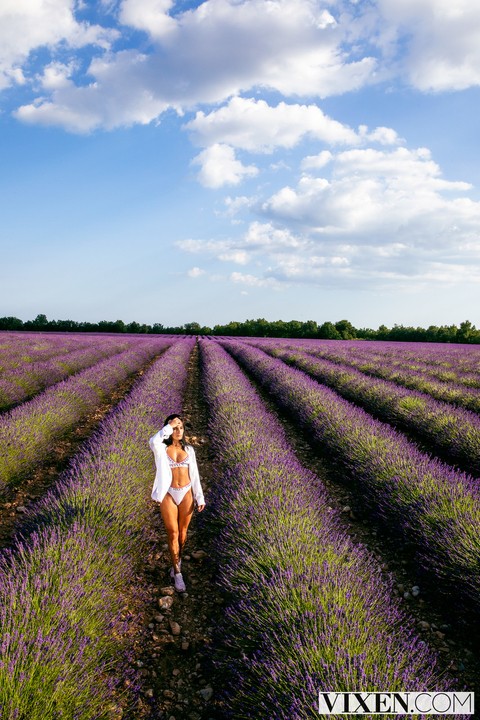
[266,247,480,289]
[191,144,258,189]
[264,147,474,237]
[15,50,169,132]
[39,62,77,90]
[244,221,307,251]
[5,0,480,132]
[301,150,333,171]
[119,0,177,39]
[230,271,280,289]
[185,97,362,152]
[218,250,250,265]
[187,266,205,277]
[177,144,480,291]
[177,221,308,263]
[0,0,117,91]
[377,0,480,91]
[224,195,254,217]
[12,0,378,131]
[358,124,402,145]
[234,145,480,287]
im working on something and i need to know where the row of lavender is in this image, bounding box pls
[297,339,480,377]
[0,337,172,497]
[220,340,480,620]
[0,332,96,370]
[0,336,142,412]
[0,338,194,719]
[276,339,480,412]
[246,339,480,477]
[200,339,463,719]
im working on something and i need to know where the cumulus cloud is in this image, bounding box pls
[5,0,480,131]
[264,147,474,239]
[12,0,378,131]
[38,62,77,90]
[178,144,480,291]
[239,145,480,287]
[15,50,170,132]
[178,221,309,262]
[191,144,258,188]
[377,0,480,91]
[119,0,177,39]
[0,0,117,91]
[185,97,362,151]
[301,150,333,171]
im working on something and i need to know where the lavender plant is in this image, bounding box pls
[0,339,171,496]
[221,339,480,618]
[251,341,480,476]
[271,339,480,412]
[200,339,464,720]
[0,337,138,411]
[0,338,194,719]
[0,333,94,373]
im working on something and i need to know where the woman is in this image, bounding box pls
[149,414,205,592]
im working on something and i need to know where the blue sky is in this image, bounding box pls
[1,0,480,329]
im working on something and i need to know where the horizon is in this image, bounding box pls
[2,312,477,334]
[1,1,480,328]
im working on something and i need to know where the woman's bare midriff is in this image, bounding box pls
[170,466,191,489]
[167,447,191,488]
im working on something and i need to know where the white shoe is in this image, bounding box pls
[174,573,186,592]
[170,560,181,579]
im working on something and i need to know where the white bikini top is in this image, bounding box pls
[167,448,190,468]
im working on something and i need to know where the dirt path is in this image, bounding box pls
[131,343,225,720]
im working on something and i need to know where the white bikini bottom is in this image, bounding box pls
[167,482,192,505]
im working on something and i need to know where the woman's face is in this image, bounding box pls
[172,420,184,440]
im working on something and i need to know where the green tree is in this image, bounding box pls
[33,313,48,327]
[0,316,24,330]
[457,320,478,343]
[335,319,357,339]
[318,322,341,339]
[183,322,202,335]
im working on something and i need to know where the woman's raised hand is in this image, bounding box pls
[168,417,182,429]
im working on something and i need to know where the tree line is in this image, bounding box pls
[0,314,479,343]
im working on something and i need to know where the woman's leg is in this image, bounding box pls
[177,489,194,560]
[160,493,182,573]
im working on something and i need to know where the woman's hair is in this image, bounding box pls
[163,413,187,450]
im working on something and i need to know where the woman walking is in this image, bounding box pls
[149,414,205,592]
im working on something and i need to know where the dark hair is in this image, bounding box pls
[163,413,187,450]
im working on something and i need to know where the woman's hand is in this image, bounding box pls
[168,417,182,429]
[197,504,205,512]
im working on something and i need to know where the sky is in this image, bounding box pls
[1,0,480,330]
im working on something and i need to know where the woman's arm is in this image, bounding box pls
[149,423,173,451]
[188,446,205,510]
[150,425,173,503]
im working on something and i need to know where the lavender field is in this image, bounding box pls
[0,332,478,719]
